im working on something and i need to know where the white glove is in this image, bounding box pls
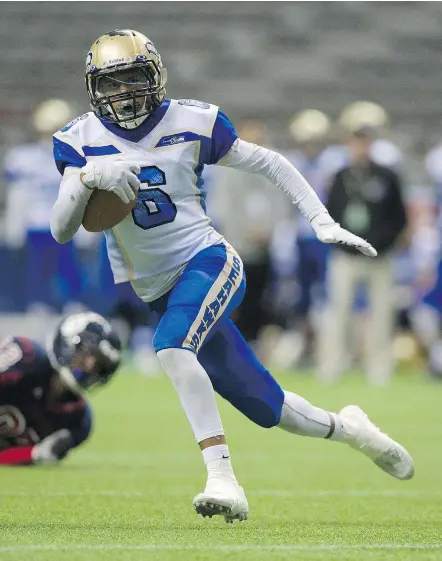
[311,212,377,257]
[31,429,73,465]
[80,161,140,204]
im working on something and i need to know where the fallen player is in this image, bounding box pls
[0,312,121,465]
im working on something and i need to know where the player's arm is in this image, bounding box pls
[51,133,140,243]
[0,430,74,466]
[219,138,376,257]
[0,337,68,466]
[0,404,93,466]
[32,401,93,465]
[50,167,95,244]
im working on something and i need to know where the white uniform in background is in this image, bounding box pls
[3,140,97,313]
[4,141,96,250]
[4,142,66,248]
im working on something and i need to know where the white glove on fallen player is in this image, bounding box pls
[31,429,74,465]
[311,212,377,257]
[80,161,141,204]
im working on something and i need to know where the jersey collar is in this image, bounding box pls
[98,99,171,142]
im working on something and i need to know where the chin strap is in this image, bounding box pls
[118,113,149,130]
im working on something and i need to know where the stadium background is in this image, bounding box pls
[1,1,441,377]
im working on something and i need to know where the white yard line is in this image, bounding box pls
[0,544,441,552]
[0,489,438,498]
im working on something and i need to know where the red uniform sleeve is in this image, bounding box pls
[0,446,33,465]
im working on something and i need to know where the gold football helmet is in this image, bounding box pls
[85,29,167,129]
[33,99,74,135]
[339,101,389,133]
[289,110,331,144]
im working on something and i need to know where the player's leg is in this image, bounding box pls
[151,242,248,521]
[200,319,414,480]
[364,256,394,385]
[200,319,339,437]
[317,250,356,381]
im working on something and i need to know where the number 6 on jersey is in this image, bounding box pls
[132,166,177,230]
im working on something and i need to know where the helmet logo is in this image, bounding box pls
[104,56,131,66]
[86,52,93,70]
[145,40,160,61]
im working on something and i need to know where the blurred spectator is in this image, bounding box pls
[319,101,404,182]
[425,142,442,249]
[207,119,290,348]
[318,126,407,385]
[407,144,442,378]
[2,99,97,313]
[338,101,403,171]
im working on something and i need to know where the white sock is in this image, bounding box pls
[202,444,235,479]
[156,348,224,442]
[278,391,344,439]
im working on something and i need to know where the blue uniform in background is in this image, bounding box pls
[285,150,334,319]
[424,146,442,312]
[3,141,84,311]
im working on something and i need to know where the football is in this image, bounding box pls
[82,190,136,232]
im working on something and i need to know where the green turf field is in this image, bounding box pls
[1,369,441,561]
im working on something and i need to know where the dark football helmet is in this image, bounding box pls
[47,312,122,391]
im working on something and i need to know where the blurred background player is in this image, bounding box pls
[319,126,407,385]
[268,110,333,368]
[2,99,97,314]
[408,143,442,378]
[0,312,121,466]
[207,118,290,352]
[337,101,404,172]
[1,100,151,372]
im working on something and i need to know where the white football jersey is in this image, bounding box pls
[53,99,238,299]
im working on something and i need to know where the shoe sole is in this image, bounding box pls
[373,442,414,480]
[193,496,248,523]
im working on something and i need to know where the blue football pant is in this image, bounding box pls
[149,243,284,427]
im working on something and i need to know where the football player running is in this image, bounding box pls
[0,313,121,466]
[51,30,414,522]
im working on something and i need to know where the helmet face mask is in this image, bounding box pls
[86,30,167,129]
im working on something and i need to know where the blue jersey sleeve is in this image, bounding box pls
[208,110,238,165]
[53,136,87,175]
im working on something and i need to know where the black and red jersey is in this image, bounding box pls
[0,336,92,451]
